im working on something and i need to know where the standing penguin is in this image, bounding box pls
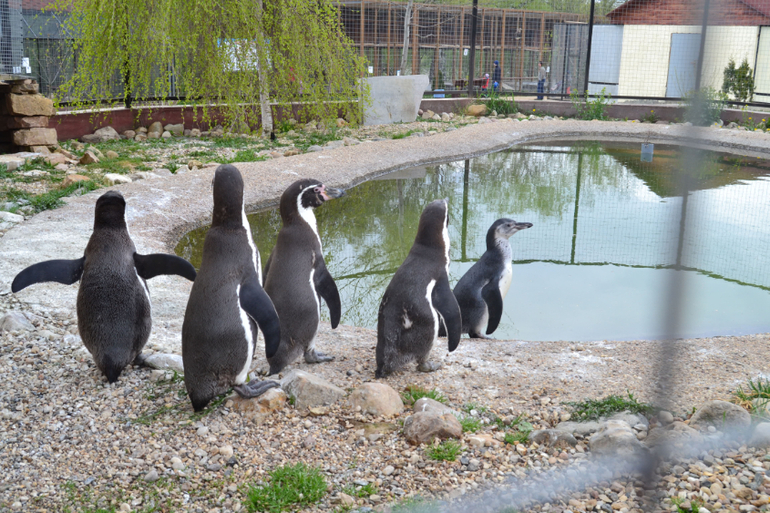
[263,178,345,375]
[375,199,461,378]
[11,190,197,382]
[182,165,281,411]
[453,218,532,338]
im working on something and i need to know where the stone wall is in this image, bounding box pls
[0,79,58,153]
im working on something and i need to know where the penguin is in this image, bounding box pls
[452,218,532,339]
[262,178,345,375]
[375,198,461,378]
[182,164,281,412]
[11,190,197,383]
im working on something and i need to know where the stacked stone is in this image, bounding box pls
[0,79,57,153]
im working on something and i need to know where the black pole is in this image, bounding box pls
[467,0,479,98]
[583,0,596,95]
[694,0,711,90]
[570,152,583,265]
[560,26,569,99]
[462,160,470,261]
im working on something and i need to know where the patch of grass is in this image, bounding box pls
[291,128,341,151]
[390,496,440,513]
[213,135,254,148]
[224,148,269,164]
[390,129,420,140]
[426,440,461,461]
[484,93,518,115]
[6,180,100,213]
[671,497,704,513]
[244,463,327,513]
[401,385,447,405]
[565,391,653,422]
[18,157,56,173]
[734,378,770,417]
[458,415,482,433]
[570,87,613,121]
[641,109,659,123]
[462,402,488,415]
[343,482,378,498]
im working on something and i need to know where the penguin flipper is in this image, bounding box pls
[314,263,341,329]
[240,277,281,359]
[11,257,85,293]
[133,253,197,281]
[432,276,462,352]
[481,281,504,335]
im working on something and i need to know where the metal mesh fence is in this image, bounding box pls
[0,0,23,76]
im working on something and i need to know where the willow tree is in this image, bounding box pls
[52,0,369,134]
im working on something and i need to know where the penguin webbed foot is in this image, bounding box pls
[304,350,335,364]
[469,332,493,340]
[233,380,280,399]
[417,361,442,373]
[132,352,147,367]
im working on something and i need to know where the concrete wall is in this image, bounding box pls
[618,25,759,97]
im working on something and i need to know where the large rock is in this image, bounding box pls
[466,104,489,117]
[689,400,751,432]
[10,81,39,94]
[280,369,344,410]
[0,312,34,332]
[362,75,430,125]
[61,174,91,187]
[555,419,603,437]
[81,126,120,143]
[348,383,403,417]
[230,387,287,415]
[749,423,770,448]
[12,128,57,147]
[403,411,462,445]
[413,397,459,417]
[148,121,163,135]
[6,94,55,117]
[0,211,24,224]
[589,420,644,455]
[2,116,49,130]
[142,353,184,374]
[104,173,132,185]
[0,155,25,171]
[79,151,99,165]
[164,123,184,136]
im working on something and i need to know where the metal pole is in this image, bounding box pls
[694,0,711,90]
[583,0,595,95]
[467,0,478,97]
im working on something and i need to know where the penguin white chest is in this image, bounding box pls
[425,279,439,340]
[499,261,513,299]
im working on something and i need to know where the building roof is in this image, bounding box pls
[607,0,770,24]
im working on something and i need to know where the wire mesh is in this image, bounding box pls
[0,0,23,76]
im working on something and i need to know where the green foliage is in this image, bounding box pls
[483,93,518,115]
[565,392,653,422]
[245,463,327,513]
[503,415,533,444]
[671,497,704,513]
[390,496,439,513]
[51,0,369,129]
[641,109,659,123]
[401,385,447,405]
[570,87,612,121]
[426,440,462,461]
[734,378,770,418]
[458,415,482,433]
[722,58,755,102]
[7,180,99,214]
[343,482,378,498]
[463,402,489,415]
[741,115,768,131]
[684,87,727,126]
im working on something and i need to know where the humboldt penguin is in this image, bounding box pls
[263,178,345,375]
[182,165,281,411]
[453,218,532,338]
[375,198,461,378]
[11,190,197,382]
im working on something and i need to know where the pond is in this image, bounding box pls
[175,141,770,342]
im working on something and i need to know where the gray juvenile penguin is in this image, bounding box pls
[263,178,345,375]
[375,198,461,378]
[182,165,281,412]
[453,218,532,338]
[11,190,197,383]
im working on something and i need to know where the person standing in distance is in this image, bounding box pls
[492,60,501,93]
[537,61,547,100]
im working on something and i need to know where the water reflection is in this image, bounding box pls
[176,142,770,341]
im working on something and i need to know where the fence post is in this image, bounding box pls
[583,0,595,95]
[467,0,478,97]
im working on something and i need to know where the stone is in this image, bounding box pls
[325,140,344,149]
[0,312,34,333]
[79,151,99,164]
[556,420,604,437]
[44,153,68,166]
[402,411,463,445]
[280,369,344,410]
[2,115,48,130]
[12,128,57,147]
[336,118,348,128]
[219,445,234,459]
[164,123,184,136]
[609,411,649,430]
[89,147,104,159]
[10,82,39,94]
[148,121,163,135]
[190,128,201,137]
[161,131,172,138]
[529,429,578,448]
[750,423,770,448]
[81,126,120,143]
[338,493,355,507]
[589,420,644,455]
[121,130,136,139]
[21,169,48,178]
[466,104,488,117]
[6,94,55,117]
[61,174,90,187]
[689,400,751,432]
[283,149,301,157]
[307,145,323,152]
[0,211,25,224]
[383,465,395,476]
[362,75,430,125]
[342,137,359,146]
[468,433,501,448]
[134,133,148,142]
[658,411,674,425]
[144,470,159,482]
[0,155,25,171]
[142,353,184,374]
[105,150,119,159]
[422,110,436,119]
[230,387,287,414]
[413,397,459,417]
[348,383,403,417]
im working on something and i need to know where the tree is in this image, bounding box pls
[722,58,755,103]
[51,0,369,134]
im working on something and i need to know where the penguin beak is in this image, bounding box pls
[515,222,533,231]
[321,187,345,201]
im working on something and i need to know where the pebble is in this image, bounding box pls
[144,470,159,482]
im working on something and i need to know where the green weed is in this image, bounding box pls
[401,385,447,405]
[734,378,770,417]
[343,482,378,498]
[565,392,653,422]
[641,109,659,123]
[570,87,613,121]
[671,496,704,513]
[484,92,518,115]
[244,463,327,513]
[426,440,461,461]
[684,87,726,126]
[458,415,482,433]
[463,402,488,415]
[7,180,100,213]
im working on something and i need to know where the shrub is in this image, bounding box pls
[484,92,518,115]
[570,87,612,120]
[722,58,755,102]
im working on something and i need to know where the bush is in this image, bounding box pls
[483,92,518,115]
[722,58,755,102]
[570,87,612,120]
[684,87,727,126]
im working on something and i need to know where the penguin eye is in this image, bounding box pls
[314,187,322,193]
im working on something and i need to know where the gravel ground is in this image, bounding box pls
[2,119,770,513]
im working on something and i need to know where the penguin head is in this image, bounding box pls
[414,198,449,251]
[487,218,533,247]
[280,178,345,223]
[94,190,127,229]
[211,164,245,228]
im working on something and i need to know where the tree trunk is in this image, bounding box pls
[257,0,273,137]
[399,0,413,76]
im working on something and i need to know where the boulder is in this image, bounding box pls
[441,113,451,121]
[749,423,770,448]
[135,133,148,142]
[81,126,119,143]
[44,153,68,166]
[422,110,436,119]
[148,121,163,135]
[555,419,603,437]
[164,123,184,136]
[61,174,91,187]
[589,420,644,455]
[689,400,751,432]
[468,433,501,448]
[280,369,344,410]
[79,151,99,165]
[413,397,459,417]
[12,128,57,147]
[336,118,348,127]
[2,116,48,129]
[10,82,39,94]
[348,383,403,417]
[104,173,132,185]
[190,128,201,137]
[121,130,136,140]
[161,131,172,139]
[54,147,75,159]
[105,150,119,159]
[0,312,34,332]
[142,353,184,374]
[529,429,578,448]
[403,411,462,445]
[230,387,287,414]
[0,155,25,171]
[466,104,488,117]
[6,94,55,117]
